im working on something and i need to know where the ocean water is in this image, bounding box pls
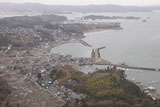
[51,12,160,93]
[53,12,160,68]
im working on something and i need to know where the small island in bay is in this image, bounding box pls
[82,15,141,20]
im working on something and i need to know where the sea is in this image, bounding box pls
[51,12,160,94]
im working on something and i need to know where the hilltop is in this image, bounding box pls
[50,65,159,107]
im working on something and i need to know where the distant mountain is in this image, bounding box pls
[0,2,160,13]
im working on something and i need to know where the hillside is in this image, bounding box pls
[50,66,158,107]
[0,77,12,106]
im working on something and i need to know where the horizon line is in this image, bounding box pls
[0,2,160,7]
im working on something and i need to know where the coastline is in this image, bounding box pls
[84,29,111,35]
[1,12,160,106]
[49,29,113,50]
[48,39,80,52]
[48,30,160,101]
[136,82,160,100]
[1,28,160,106]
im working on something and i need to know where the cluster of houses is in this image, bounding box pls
[133,80,158,101]
[56,86,86,101]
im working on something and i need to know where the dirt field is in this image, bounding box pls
[1,73,65,107]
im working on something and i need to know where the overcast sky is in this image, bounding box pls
[0,0,160,6]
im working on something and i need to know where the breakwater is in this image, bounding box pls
[79,40,92,47]
[80,62,160,72]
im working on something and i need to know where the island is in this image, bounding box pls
[82,15,141,20]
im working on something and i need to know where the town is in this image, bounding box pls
[1,1,160,107]
[0,14,124,106]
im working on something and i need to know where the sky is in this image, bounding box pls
[0,0,160,6]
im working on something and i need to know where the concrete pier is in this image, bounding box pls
[91,46,106,61]
[79,40,92,47]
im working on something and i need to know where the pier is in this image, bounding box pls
[80,62,160,72]
[91,46,106,60]
[79,40,92,47]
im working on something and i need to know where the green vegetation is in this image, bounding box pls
[85,73,124,99]
[50,65,158,107]
[50,65,87,82]
[50,65,88,92]
[0,77,11,106]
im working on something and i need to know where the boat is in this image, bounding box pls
[147,86,156,91]
[142,19,147,22]
[148,81,152,84]
[152,81,155,84]
[155,68,159,71]
[144,90,150,94]
[131,78,136,81]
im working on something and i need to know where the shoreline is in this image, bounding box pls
[84,29,111,35]
[49,29,113,50]
[47,29,160,101]
[135,82,160,100]
[48,39,80,52]
[1,27,160,106]
[41,34,160,104]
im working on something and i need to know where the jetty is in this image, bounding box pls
[79,40,92,47]
[80,62,160,72]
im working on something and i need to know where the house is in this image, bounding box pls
[0,46,7,51]
[22,50,27,54]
